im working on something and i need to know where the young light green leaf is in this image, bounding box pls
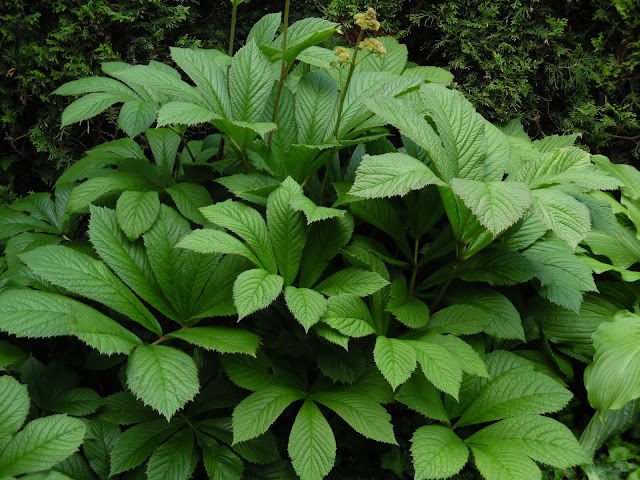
[0,289,142,355]
[0,376,29,438]
[233,269,284,320]
[166,326,260,356]
[229,40,274,123]
[450,179,532,235]
[466,415,590,469]
[288,400,336,480]
[146,429,194,480]
[232,386,305,444]
[374,336,417,390]
[116,191,160,240]
[350,153,445,199]
[284,286,327,332]
[0,415,86,477]
[126,345,200,419]
[411,425,468,480]
[456,370,572,427]
[310,391,397,444]
[322,295,377,338]
[314,268,389,297]
[20,245,162,335]
[176,229,262,267]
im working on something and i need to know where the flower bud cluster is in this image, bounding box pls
[358,38,386,57]
[354,7,380,31]
[331,47,351,69]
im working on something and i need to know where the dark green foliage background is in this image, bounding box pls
[1,0,638,198]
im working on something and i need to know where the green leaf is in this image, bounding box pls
[322,295,376,338]
[470,444,541,480]
[288,400,336,480]
[66,173,154,213]
[109,418,183,475]
[165,183,213,225]
[271,18,339,64]
[289,194,345,224]
[53,76,139,98]
[232,386,305,444]
[201,200,278,274]
[146,128,181,174]
[116,191,160,240]
[0,341,27,370]
[531,189,591,249]
[456,371,572,427]
[267,178,307,286]
[314,268,389,297]
[428,335,488,378]
[170,47,232,120]
[176,229,262,267]
[0,289,142,355]
[374,336,417,390]
[146,430,194,480]
[47,388,103,416]
[451,178,533,235]
[165,326,260,356]
[61,92,122,126]
[247,12,282,46]
[0,376,29,440]
[126,345,199,419]
[403,66,454,85]
[386,278,430,329]
[229,40,274,123]
[284,286,327,331]
[466,415,590,469]
[310,391,397,444]
[358,37,407,75]
[411,425,468,480]
[0,415,86,477]
[233,269,284,320]
[119,100,157,138]
[200,436,243,480]
[456,247,535,286]
[295,71,338,145]
[411,340,462,399]
[426,304,490,336]
[88,205,176,320]
[350,153,445,199]
[396,372,449,422]
[584,311,640,414]
[20,245,162,335]
[156,101,219,126]
[84,418,120,479]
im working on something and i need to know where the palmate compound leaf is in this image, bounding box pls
[584,310,640,414]
[374,336,417,390]
[455,370,572,427]
[411,425,469,480]
[126,345,200,419]
[165,326,260,356]
[0,289,142,355]
[146,429,195,480]
[232,385,305,444]
[233,268,284,320]
[349,153,446,199]
[314,268,389,297]
[466,415,590,469]
[116,190,160,240]
[20,245,162,335]
[0,414,86,477]
[288,400,336,480]
[284,286,327,332]
[450,178,533,235]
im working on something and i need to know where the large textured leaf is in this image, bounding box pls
[531,188,591,249]
[284,286,327,331]
[386,278,430,329]
[0,289,142,355]
[118,100,157,138]
[350,153,445,199]
[314,268,389,297]
[157,101,219,126]
[53,76,139,98]
[428,335,488,378]
[20,245,162,335]
[470,444,541,480]
[396,372,449,422]
[66,173,154,213]
[0,376,29,439]
[116,190,160,240]
[456,247,535,286]
[146,127,181,174]
[288,400,336,480]
[126,345,200,419]
[310,391,396,444]
[60,92,122,126]
[450,179,532,235]
[0,415,85,477]
[411,425,468,480]
[295,71,337,145]
[267,178,307,286]
[466,415,590,469]
[166,326,260,356]
[410,340,462,399]
[176,229,262,267]
[584,311,640,414]
[146,429,194,480]
[247,12,282,46]
[322,295,377,338]
[456,370,572,427]
[229,40,274,123]
[233,269,284,320]
[232,386,305,444]
[200,436,243,480]
[84,418,120,479]
[201,200,278,273]
[374,336,417,390]
[164,182,213,225]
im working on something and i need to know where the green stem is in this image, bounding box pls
[409,236,421,294]
[168,126,196,172]
[332,29,365,138]
[227,135,250,173]
[226,1,239,91]
[151,336,166,346]
[430,260,462,312]
[268,0,291,144]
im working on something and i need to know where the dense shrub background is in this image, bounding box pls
[1,0,638,200]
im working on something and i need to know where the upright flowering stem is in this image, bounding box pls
[268,0,291,144]
[228,1,239,59]
[332,29,364,138]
